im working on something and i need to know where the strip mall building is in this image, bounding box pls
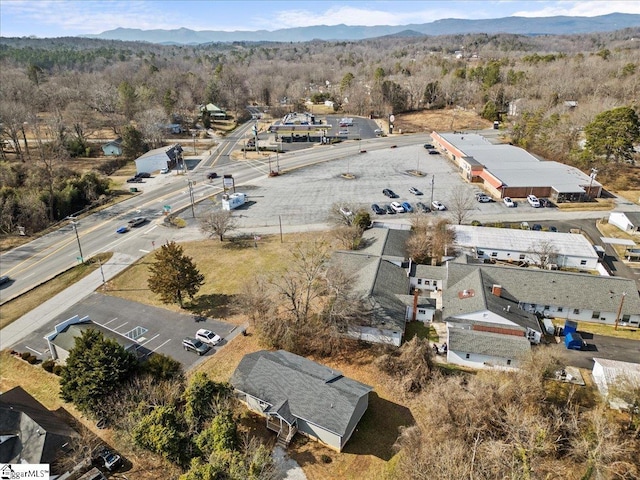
[430,132,602,202]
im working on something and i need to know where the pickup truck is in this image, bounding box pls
[128,217,146,227]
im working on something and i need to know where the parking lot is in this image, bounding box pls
[548,331,640,370]
[13,293,239,370]
[188,141,599,232]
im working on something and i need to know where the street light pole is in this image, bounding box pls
[186,179,196,218]
[588,168,598,199]
[192,133,196,154]
[430,175,435,207]
[70,221,84,263]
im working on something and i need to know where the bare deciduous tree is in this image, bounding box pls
[199,209,238,241]
[447,185,476,225]
[529,240,559,269]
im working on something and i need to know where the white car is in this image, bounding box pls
[160,167,169,174]
[409,187,423,195]
[431,200,446,211]
[390,201,405,213]
[339,206,353,217]
[195,328,222,346]
[503,197,515,207]
[527,195,541,208]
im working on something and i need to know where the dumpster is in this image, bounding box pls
[564,320,578,336]
[565,332,584,350]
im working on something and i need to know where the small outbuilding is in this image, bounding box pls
[101,138,122,156]
[592,358,640,410]
[231,350,372,451]
[608,211,640,234]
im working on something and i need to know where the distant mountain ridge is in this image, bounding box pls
[79,13,640,44]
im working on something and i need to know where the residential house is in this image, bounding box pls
[453,225,600,270]
[446,262,640,327]
[101,138,122,156]
[446,327,532,370]
[608,211,640,234]
[0,386,79,470]
[231,350,372,451]
[134,143,183,174]
[201,103,227,120]
[45,315,142,364]
[592,358,640,410]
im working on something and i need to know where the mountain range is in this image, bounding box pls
[81,13,640,44]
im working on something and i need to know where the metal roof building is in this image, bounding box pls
[431,132,602,202]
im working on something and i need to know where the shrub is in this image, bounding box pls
[20,352,32,361]
[42,359,56,372]
[321,454,332,464]
[53,365,64,376]
[28,356,39,364]
[471,220,482,226]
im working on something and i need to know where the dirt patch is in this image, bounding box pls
[393,108,492,134]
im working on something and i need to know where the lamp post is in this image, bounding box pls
[186,179,196,218]
[70,221,84,263]
[430,174,435,208]
[192,132,196,154]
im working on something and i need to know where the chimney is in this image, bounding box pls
[412,288,419,322]
[491,284,502,297]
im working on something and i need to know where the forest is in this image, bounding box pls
[0,27,639,236]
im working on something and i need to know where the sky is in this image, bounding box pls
[1,0,639,38]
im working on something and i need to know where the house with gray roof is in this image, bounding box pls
[446,263,640,327]
[101,138,122,156]
[134,143,183,174]
[230,350,372,451]
[446,328,532,370]
[0,386,79,470]
[45,315,141,364]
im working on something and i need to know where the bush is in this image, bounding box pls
[20,352,32,361]
[471,220,482,226]
[28,356,39,364]
[53,365,64,376]
[42,359,56,372]
[320,454,332,464]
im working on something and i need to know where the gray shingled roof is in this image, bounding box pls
[446,263,639,316]
[230,350,372,436]
[618,211,640,226]
[413,264,448,280]
[444,267,541,333]
[448,328,531,358]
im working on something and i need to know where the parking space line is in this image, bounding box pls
[103,317,118,326]
[151,339,171,352]
[113,322,128,330]
[139,334,160,345]
[25,346,43,356]
[139,249,150,253]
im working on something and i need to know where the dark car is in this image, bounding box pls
[371,203,385,215]
[126,177,143,183]
[415,202,431,213]
[182,337,211,356]
[135,172,151,178]
[0,275,11,286]
[428,149,440,155]
[539,198,551,207]
[532,224,542,231]
[423,143,434,149]
[207,172,218,179]
[549,226,558,232]
[384,204,396,214]
[383,189,398,198]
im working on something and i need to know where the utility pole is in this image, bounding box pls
[430,175,435,208]
[187,179,196,217]
[71,221,84,263]
[614,292,626,330]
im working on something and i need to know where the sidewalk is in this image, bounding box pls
[0,252,137,350]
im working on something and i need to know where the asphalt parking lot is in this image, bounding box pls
[13,293,239,370]
[187,141,600,233]
[546,331,640,370]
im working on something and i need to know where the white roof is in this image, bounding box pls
[593,358,640,406]
[453,225,598,259]
[439,133,601,192]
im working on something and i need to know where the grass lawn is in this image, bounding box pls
[404,321,439,342]
[105,232,332,319]
[0,253,112,329]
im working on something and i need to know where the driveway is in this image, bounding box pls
[12,293,239,370]
[545,332,640,370]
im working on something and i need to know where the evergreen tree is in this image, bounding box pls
[59,329,137,416]
[148,241,204,307]
[584,106,640,164]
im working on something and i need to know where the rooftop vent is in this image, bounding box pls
[491,284,502,297]
[458,289,475,299]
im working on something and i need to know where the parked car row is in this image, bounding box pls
[182,328,223,356]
